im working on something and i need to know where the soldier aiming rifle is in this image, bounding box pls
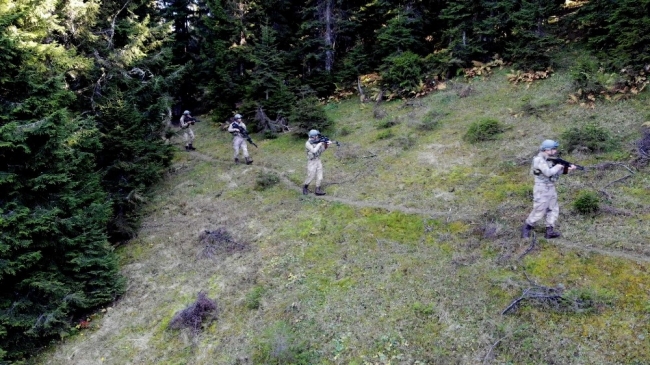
[228,114,255,164]
[179,110,197,151]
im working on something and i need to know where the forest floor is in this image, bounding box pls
[38,66,650,365]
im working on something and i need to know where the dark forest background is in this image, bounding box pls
[1,0,648,361]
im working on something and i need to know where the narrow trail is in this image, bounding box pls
[187,151,650,264]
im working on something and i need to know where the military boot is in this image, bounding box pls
[545,226,561,239]
[315,186,326,196]
[234,158,239,164]
[245,157,253,165]
[303,185,309,195]
[185,145,190,151]
[521,223,534,239]
[188,143,196,151]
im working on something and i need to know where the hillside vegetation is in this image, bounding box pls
[39,66,650,365]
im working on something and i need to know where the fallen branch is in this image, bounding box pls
[517,231,537,260]
[603,174,633,189]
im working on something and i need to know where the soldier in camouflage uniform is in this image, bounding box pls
[522,139,576,239]
[303,129,331,196]
[179,110,196,151]
[227,114,253,164]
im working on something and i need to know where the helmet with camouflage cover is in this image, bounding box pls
[308,129,320,137]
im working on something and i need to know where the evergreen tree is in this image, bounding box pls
[499,0,562,70]
[0,0,122,359]
[571,0,650,69]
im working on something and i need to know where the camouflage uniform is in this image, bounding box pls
[526,152,564,228]
[179,114,195,150]
[227,120,252,164]
[303,138,327,195]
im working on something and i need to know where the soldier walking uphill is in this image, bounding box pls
[303,129,332,196]
[522,139,577,239]
[180,110,196,151]
[228,114,253,165]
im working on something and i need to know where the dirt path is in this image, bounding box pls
[188,151,650,264]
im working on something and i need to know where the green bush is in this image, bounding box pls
[245,286,265,310]
[251,321,317,365]
[561,123,617,153]
[377,117,399,129]
[415,110,445,131]
[376,129,394,140]
[573,190,600,215]
[463,118,504,143]
[379,51,423,94]
[289,96,332,137]
[255,172,280,191]
[389,134,415,150]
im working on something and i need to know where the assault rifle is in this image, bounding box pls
[313,134,340,147]
[548,157,585,174]
[232,122,258,148]
[181,116,200,127]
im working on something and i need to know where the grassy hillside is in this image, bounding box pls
[39,67,650,364]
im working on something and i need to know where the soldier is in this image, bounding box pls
[179,110,196,151]
[522,139,576,239]
[303,129,331,196]
[227,114,253,164]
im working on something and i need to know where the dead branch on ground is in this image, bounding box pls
[254,106,289,133]
[198,228,248,259]
[502,274,593,315]
[517,232,537,260]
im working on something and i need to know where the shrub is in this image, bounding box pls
[338,126,351,136]
[389,134,415,150]
[573,190,600,215]
[376,130,394,140]
[263,131,278,140]
[414,110,445,131]
[377,117,399,129]
[463,118,504,143]
[251,321,317,365]
[169,292,218,335]
[245,286,265,310]
[379,51,423,94]
[289,96,332,137]
[255,172,280,191]
[561,123,617,153]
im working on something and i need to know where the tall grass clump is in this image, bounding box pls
[245,285,265,310]
[255,172,280,191]
[251,321,317,365]
[573,190,600,215]
[412,110,445,131]
[561,123,617,153]
[463,118,504,143]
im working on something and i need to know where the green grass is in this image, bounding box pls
[36,65,650,365]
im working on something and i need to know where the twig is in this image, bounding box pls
[108,0,131,49]
[603,174,632,189]
[483,336,507,364]
[517,231,537,260]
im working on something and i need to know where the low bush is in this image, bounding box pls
[561,123,617,153]
[573,190,600,215]
[463,118,504,143]
[415,110,445,131]
[377,117,399,129]
[251,321,317,365]
[245,286,265,310]
[255,172,280,191]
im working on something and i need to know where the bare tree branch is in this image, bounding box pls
[108,0,132,49]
